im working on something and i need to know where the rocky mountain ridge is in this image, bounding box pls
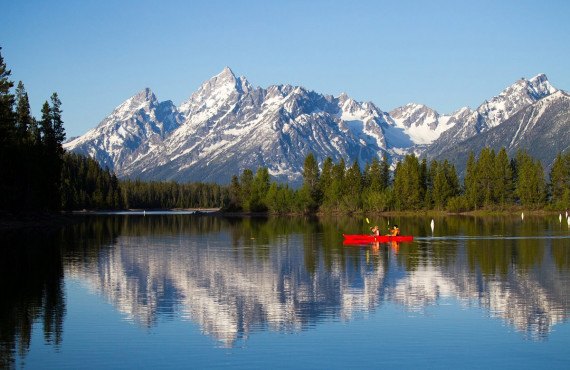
[64,69,565,184]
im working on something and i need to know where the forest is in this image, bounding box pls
[1,47,570,215]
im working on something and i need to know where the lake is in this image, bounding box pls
[2,213,570,369]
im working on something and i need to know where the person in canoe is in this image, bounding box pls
[387,225,400,236]
[370,225,380,236]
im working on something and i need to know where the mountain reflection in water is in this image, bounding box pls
[1,214,570,366]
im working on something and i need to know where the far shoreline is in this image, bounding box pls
[1,207,567,232]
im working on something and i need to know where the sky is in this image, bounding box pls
[3,0,570,137]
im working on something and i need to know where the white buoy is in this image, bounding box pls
[430,219,435,233]
[521,212,524,221]
[560,214,563,223]
[567,216,570,226]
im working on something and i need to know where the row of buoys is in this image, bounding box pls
[429,213,569,235]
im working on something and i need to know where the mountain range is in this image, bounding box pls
[64,68,568,184]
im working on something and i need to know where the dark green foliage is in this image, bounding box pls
[61,153,122,210]
[431,160,459,210]
[494,148,514,206]
[393,154,424,210]
[301,153,320,211]
[549,152,570,208]
[120,179,227,210]
[0,49,68,211]
[515,150,546,207]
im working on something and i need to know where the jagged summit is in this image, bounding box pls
[65,70,566,184]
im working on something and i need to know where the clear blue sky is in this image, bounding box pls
[3,0,570,137]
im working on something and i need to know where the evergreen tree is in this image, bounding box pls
[37,96,66,210]
[14,81,34,143]
[432,160,460,210]
[342,160,362,211]
[50,93,65,152]
[250,167,270,211]
[425,159,438,209]
[476,147,496,207]
[319,156,334,199]
[494,148,514,206]
[0,47,15,146]
[301,153,321,210]
[393,154,423,210]
[239,168,254,212]
[464,152,477,209]
[228,175,241,210]
[364,157,382,192]
[0,47,16,210]
[515,150,546,207]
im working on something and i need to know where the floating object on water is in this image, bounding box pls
[521,212,524,220]
[343,234,414,244]
[431,219,435,233]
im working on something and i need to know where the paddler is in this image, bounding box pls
[388,225,400,236]
[370,225,380,236]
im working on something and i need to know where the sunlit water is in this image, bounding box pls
[2,214,570,369]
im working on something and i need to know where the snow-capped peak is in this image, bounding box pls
[528,73,557,97]
[179,67,253,117]
[108,88,158,122]
[476,74,558,128]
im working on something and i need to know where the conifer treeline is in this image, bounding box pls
[228,149,570,214]
[0,48,66,211]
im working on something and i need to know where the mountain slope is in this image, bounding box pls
[119,68,411,184]
[63,88,182,171]
[434,91,570,175]
[425,74,557,158]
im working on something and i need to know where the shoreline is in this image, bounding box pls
[1,208,566,232]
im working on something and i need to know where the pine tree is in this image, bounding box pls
[365,157,382,192]
[515,150,546,207]
[343,160,362,211]
[250,167,270,211]
[14,81,33,143]
[393,154,423,210]
[476,147,496,207]
[240,168,254,212]
[0,47,15,147]
[494,148,514,206]
[228,175,241,210]
[464,152,477,209]
[0,48,16,210]
[302,153,320,209]
[50,93,65,152]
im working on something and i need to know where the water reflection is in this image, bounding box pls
[1,214,570,364]
[0,231,66,369]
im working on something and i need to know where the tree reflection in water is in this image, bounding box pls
[1,214,570,364]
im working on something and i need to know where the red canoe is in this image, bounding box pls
[343,234,414,244]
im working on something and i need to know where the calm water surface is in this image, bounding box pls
[2,214,570,369]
